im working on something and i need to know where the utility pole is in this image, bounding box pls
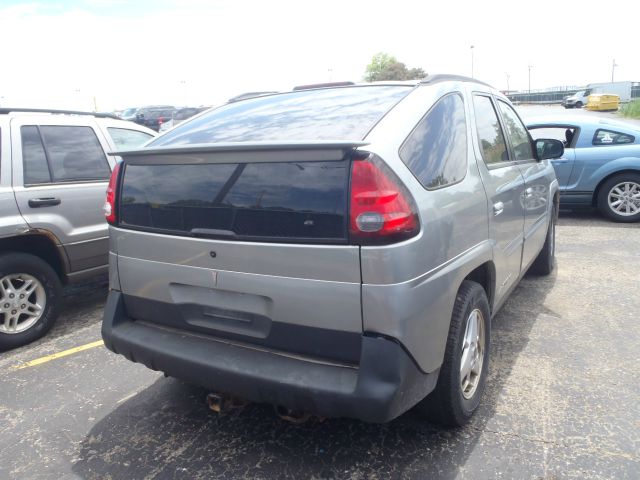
[470,45,475,78]
[528,65,533,100]
[611,59,618,82]
[505,72,510,93]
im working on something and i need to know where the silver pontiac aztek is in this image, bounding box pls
[102,75,563,426]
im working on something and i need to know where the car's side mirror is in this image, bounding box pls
[535,138,564,160]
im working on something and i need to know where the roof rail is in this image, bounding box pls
[0,108,119,119]
[419,74,493,89]
[227,91,280,103]
[293,81,356,91]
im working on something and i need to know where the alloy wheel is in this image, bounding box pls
[460,308,485,400]
[0,274,46,334]
[608,181,640,216]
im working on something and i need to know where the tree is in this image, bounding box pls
[364,53,426,82]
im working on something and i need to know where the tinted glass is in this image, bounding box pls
[39,126,110,181]
[473,95,509,165]
[497,101,534,161]
[400,93,467,189]
[120,161,348,242]
[21,126,51,184]
[593,129,635,145]
[108,128,154,149]
[151,86,412,146]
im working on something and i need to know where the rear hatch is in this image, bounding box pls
[113,143,364,364]
[111,85,414,365]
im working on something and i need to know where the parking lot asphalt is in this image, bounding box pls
[1,210,639,480]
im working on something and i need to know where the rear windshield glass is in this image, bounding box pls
[120,161,349,242]
[149,86,412,146]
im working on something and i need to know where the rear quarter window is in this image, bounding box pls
[399,93,467,189]
[592,129,635,145]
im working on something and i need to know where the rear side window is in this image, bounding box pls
[473,95,509,165]
[399,93,467,189]
[497,101,534,161]
[593,129,635,145]
[40,126,110,182]
[120,161,349,242]
[21,126,110,184]
[108,128,154,149]
[150,86,412,146]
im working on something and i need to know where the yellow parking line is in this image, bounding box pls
[12,339,104,370]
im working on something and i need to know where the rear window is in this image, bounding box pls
[120,161,349,243]
[149,86,412,146]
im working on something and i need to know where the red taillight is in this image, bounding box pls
[103,162,121,225]
[349,154,419,245]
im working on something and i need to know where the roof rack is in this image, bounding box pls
[0,108,119,119]
[419,74,493,89]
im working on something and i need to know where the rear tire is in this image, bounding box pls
[0,253,62,351]
[417,280,491,427]
[530,210,556,275]
[596,173,640,223]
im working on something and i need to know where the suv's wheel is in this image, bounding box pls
[575,101,583,108]
[418,280,491,427]
[597,173,640,223]
[530,209,556,275]
[0,253,62,351]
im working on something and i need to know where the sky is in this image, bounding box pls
[0,0,638,111]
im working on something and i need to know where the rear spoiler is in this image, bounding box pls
[109,141,369,165]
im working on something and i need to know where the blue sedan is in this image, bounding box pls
[527,116,640,222]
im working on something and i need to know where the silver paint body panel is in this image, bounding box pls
[110,80,558,373]
[0,113,155,278]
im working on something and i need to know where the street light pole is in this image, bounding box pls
[470,45,474,78]
[505,72,510,93]
[528,65,533,99]
[611,59,618,82]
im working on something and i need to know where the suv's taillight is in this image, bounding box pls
[103,162,121,225]
[349,153,419,245]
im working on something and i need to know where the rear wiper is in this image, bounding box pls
[190,228,237,240]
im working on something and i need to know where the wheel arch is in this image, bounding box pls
[0,234,68,283]
[463,261,496,315]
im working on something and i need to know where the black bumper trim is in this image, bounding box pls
[102,291,438,423]
[121,293,362,365]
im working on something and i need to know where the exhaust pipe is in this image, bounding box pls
[274,405,315,424]
[206,392,248,413]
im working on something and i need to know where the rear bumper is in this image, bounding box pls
[102,290,438,423]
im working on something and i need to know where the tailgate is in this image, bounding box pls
[113,143,363,364]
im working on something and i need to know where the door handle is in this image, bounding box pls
[28,197,61,208]
[493,202,504,216]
